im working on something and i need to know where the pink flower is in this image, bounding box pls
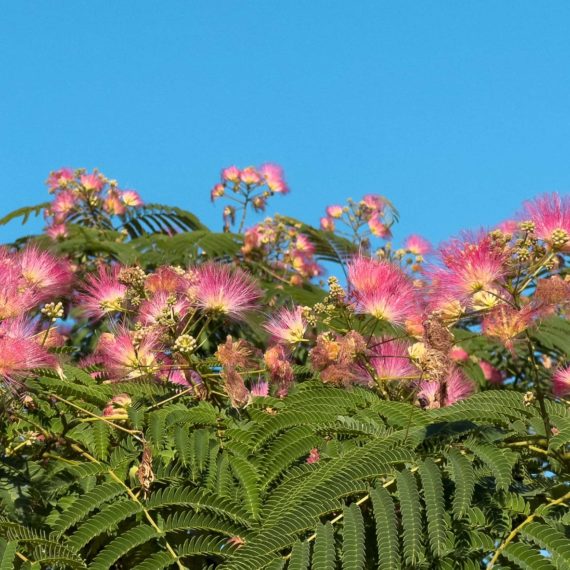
[438,231,508,295]
[194,263,261,320]
[0,318,57,386]
[77,265,127,319]
[80,172,104,192]
[369,338,419,381]
[320,217,335,231]
[326,205,343,219]
[221,166,241,183]
[552,366,570,397]
[449,346,469,362]
[138,292,189,326]
[0,269,40,319]
[348,257,419,325]
[210,184,225,202]
[18,246,73,300]
[240,166,262,185]
[264,307,307,344]
[50,190,77,223]
[496,219,519,235]
[368,215,391,238]
[47,168,74,191]
[250,381,269,397]
[482,305,536,352]
[361,194,384,212]
[306,448,320,464]
[479,360,506,384]
[445,367,475,405]
[102,394,131,416]
[521,193,570,250]
[97,330,159,380]
[46,223,68,240]
[260,163,289,194]
[144,267,186,295]
[103,189,126,215]
[404,235,432,255]
[121,190,143,207]
[293,234,315,254]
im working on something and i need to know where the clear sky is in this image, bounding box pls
[1,2,570,247]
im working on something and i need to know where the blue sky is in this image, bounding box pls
[1,2,570,247]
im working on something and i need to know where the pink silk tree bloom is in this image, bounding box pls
[264,344,295,396]
[138,292,189,326]
[482,304,536,352]
[496,219,519,235]
[260,163,289,194]
[320,217,335,231]
[221,165,241,183]
[264,306,307,344]
[103,189,126,215]
[369,338,419,382]
[210,184,225,202]
[77,266,128,319]
[47,167,74,191]
[348,257,419,325]
[521,192,570,251]
[80,172,104,192]
[293,234,315,254]
[368,215,391,238]
[250,381,269,397]
[120,190,143,207]
[479,360,506,384]
[0,269,40,319]
[194,263,261,320]
[361,194,384,213]
[46,223,68,240]
[97,330,160,380]
[445,367,475,405]
[404,234,432,255]
[326,205,343,219]
[50,189,77,223]
[437,231,508,296]
[552,366,570,397]
[18,246,73,299]
[449,346,469,362]
[239,166,262,186]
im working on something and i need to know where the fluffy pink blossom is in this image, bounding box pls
[77,266,128,319]
[0,318,57,386]
[47,168,74,191]
[306,448,320,464]
[482,304,536,351]
[449,346,469,362]
[144,267,186,295]
[259,163,289,194]
[18,246,73,300]
[320,217,335,231]
[240,166,262,186]
[361,194,384,213]
[211,184,225,202]
[326,205,343,219]
[264,307,307,344]
[80,172,104,192]
[348,257,419,325]
[521,193,570,250]
[50,190,77,223]
[138,292,189,326]
[496,219,519,235]
[0,269,40,319]
[194,263,261,320]
[221,166,241,183]
[103,189,126,215]
[552,366,570,397]
[46,223,68,240]
[121,190,143,207]
[97,330,159,380]
[368,216,391,238]
[369,338,419,381]
[250,381,269,397]
[264,344,295,397]
[445,367,475,405]
[404,234,432,255]
[479,360,506,384]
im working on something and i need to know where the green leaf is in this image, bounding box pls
[312,522,335,570]
[370,486,400,570]
[341,503,365,570]
[446,449,475,518]
[501,542,556,570]
[288,540,311,570]
[397,469,424,566]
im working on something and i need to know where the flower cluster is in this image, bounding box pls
[44,168,143,239]
[211,164,289,232]
[242,216,323,285]
[320,194,397,250]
